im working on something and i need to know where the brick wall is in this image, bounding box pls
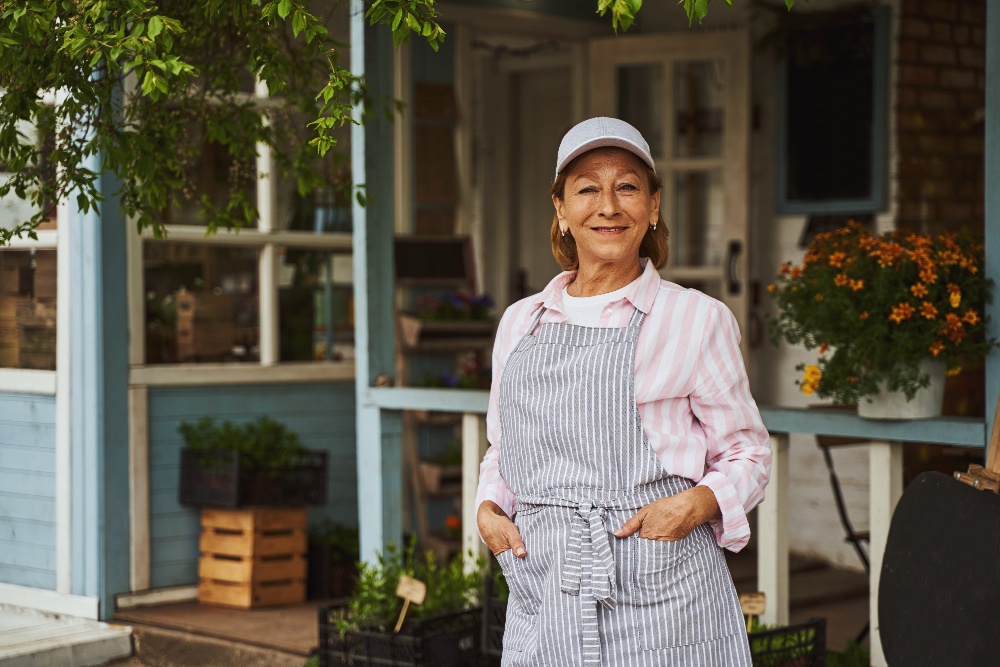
[897,0,985,233]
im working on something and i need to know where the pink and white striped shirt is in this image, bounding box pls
[476,259,771,552]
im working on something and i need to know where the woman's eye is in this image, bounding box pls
[618,183,639,191]
[578,186,597,194]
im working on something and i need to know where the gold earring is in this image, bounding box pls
[561,229,567,237]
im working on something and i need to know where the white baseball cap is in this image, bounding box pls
[555,117,655,178]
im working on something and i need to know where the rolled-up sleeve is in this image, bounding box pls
[691,305,772,552]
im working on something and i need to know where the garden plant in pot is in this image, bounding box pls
[178,416,328,508]
[316,539,486,667]
[767,222,996,419]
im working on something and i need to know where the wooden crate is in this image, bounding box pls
[198,507,308,609]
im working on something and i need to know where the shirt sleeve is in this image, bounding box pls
[690,304,772,552]
[475,307,518,526]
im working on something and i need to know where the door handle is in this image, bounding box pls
[726,240,742,296]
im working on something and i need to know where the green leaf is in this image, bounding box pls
[292,9,306,37]
[277,0,292,19]
[148,15,163,38]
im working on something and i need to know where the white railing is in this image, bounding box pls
[367,389,987,667]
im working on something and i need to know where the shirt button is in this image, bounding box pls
[604,308,612,316]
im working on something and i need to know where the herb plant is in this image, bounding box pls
[178,416,310,471]
[332,539,485,635]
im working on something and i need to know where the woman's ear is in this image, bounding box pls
[650,189,661,226]
[552,195,568,235]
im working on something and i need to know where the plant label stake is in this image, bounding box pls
[394,575,427,634]
[739,592,766,633]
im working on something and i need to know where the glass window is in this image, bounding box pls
[778,7,889,213]
[277,248,353,362]
[143,243,259,364]
[0,249,57,370]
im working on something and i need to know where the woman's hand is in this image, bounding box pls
[477,500,527,558]
[613,486,721,541]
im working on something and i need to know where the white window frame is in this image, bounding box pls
[127,81,357,387]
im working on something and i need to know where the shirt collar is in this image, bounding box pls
[535,257,660,316]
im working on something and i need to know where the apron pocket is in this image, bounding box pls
[633,523,742,650]
[495,549,540,652]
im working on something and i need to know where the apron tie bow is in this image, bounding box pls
[560,502,618,610]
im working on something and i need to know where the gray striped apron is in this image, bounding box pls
[496,304,751,666]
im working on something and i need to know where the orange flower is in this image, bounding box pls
[829,252,847,268]
[943,313,966,343]
[849,279,865,292]
[790,266,803,279]
[779,262,791,277]
[962,309,980,326]
[889,302,915,324]
[919,302,938,320]
[910,283,928,298]
[920,267,938,284]
[834,273,848,287]
[929,341,946,357]
[767,284,777,294]
[815,293,824,301]
[444,514,461,531]
[819,343,830,354]
[860,311,870,321]
[949,287,962,309]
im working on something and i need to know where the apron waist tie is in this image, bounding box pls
[561,502,617,608]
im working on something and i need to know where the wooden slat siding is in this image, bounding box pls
[146,381,357,589]
[0,393,57,591]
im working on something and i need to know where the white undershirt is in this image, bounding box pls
[561,278,637,327]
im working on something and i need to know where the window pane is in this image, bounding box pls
[785,17,874,201]
[277,248,353,362]
[0,250,57,370]
[161,119,258,228]
[144,243,259,364]
[672,169,725,267]
[674,60,725,158]
[617,63,664,158]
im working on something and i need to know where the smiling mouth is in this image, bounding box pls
[591,225,629,232]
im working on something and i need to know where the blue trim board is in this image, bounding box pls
[986,0,999,450]
[68,153,130,619]
[146,382,358,589]
[0,393,56,590]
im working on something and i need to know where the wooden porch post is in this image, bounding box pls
[351,0,404,562]
[757,432,789,626]
[985,0,999,463]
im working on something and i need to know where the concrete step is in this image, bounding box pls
[121,624,305,667]
[0,605,132,667]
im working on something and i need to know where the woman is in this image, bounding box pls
[476,117,771,666]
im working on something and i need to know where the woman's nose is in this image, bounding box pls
[598,190,620,217]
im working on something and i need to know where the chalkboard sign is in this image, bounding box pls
[394,236,475,288]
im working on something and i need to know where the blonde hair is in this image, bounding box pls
[549,157,668,272]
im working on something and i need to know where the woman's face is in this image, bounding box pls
[553,147,660,271]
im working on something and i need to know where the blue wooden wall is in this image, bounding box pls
[0,393,57,590]
[147,381,357,589]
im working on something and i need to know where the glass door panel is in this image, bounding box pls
[617,63,664,158]
[671,169,725,268]
[674,60,726,158]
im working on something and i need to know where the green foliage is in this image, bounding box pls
[178,415,309,470]
[746,617,818,665]
[0,0,795,245]
[767,223,997,405]
[332,539,485,635]
[309,519,360,564]
[825,641,870,667]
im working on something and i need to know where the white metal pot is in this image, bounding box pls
[857,359,947,420]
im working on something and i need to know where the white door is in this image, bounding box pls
[589,31,751,356]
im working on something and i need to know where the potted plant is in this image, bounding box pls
[767,222,996,418]
[308,520,360,600]
[397,292,496,350]
[317,540,486,667]
[178,416,328,508]
[746,617,826,667]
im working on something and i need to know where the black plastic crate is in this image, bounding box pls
[749,618,826,667]
[179,448,328,508]
[481,573,506,658]
[318,606,483,667]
